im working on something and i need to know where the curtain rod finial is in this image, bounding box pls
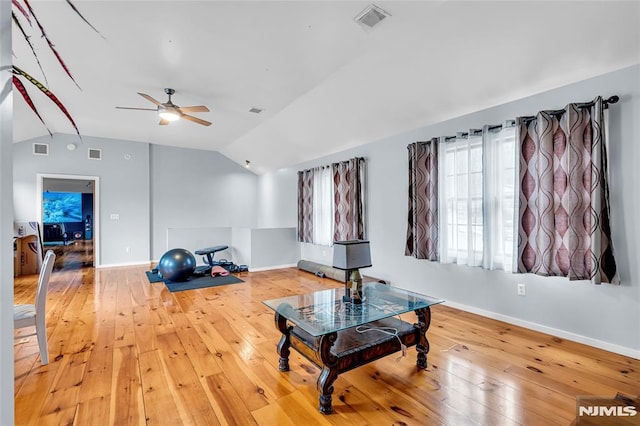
[606,95,620,105]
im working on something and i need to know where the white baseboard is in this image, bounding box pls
[443,301,640,360]
[249,263,297,272]
[145,261,297,272]
[96,261,151,269]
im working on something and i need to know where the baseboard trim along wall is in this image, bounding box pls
[122,261,298,272]
[97,261,152,269]
[249,263,297,272]
[443,301,640,360]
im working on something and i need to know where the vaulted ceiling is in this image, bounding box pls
[12,1,640,173]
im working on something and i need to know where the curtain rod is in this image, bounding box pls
[442,122,514,142]
[520,95,619,123]
[422,96,619,144]
[298,157,364,173]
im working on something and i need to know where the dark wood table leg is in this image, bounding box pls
[274,312,292,372]
[414,306,432,369]
[316,332,338,414]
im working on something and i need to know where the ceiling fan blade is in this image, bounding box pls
[182,114,212,127]
[116,106,157,111]
[159,118,170,125]
[179,105,209,113]
[138,92,163,106]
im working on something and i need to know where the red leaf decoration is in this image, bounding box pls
[12,75,52,137]
[23,0,81,89]
[12,11,49,86]
[13,66,81,137]
[12,0,31,26]
[65,0,105,39]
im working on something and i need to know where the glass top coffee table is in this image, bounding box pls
[263,282,443,414]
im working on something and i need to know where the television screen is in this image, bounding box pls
[43,192,83,223]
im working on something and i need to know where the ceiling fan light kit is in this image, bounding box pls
[158,107,180,122]
[116,88,211,126]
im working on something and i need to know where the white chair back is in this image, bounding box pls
[35,250,56,316]
[14,249,56,364]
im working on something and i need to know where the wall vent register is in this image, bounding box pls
[88,148,102,160]
[33,143,49,156]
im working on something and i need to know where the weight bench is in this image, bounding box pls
[193,245,229,275]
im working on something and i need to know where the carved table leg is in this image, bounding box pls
[275,311,292,372]
[414,307,432,369]
[316,332,338,414]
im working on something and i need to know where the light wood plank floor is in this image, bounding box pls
[14,265,639,425]
[44,239,94,270]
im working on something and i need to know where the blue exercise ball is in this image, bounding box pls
[158,248,196,281]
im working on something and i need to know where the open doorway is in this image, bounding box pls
[37,174,100,270]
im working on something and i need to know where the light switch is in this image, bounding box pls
[110,213,119,220]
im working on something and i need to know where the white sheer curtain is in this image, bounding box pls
[312,166,334,246]
[438,125,517,270]
[438,132,483,267]
[482,122,517,272]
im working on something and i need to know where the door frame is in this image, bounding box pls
[36,173,100,267]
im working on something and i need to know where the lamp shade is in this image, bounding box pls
[333,240,372,270]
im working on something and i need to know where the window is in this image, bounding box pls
[439,132,484,266]
[434,124,516,271]
[483,125,516,272]
[408,96,619,284]
[405,121,517,271]
[297,157,366,246]
[312,166,334,246]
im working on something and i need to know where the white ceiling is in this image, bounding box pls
[12,1,640,174]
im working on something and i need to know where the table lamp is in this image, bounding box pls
[333,240,372,304]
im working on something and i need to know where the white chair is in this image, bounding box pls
[14,250,56,365]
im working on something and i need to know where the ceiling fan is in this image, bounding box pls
[116,88,211,126]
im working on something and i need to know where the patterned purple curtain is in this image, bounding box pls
[332,157,365,241]
[405,139,439,260]
[297,169,314,243]
[517,96,619,284]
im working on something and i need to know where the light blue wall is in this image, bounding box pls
[250,228,298,269]
[257,167,297,228]
[13,134,151,265]
[149,145,258,259]
[257,65,640,356]
[13,138,261,265]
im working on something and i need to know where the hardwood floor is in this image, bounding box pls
[44,239,94,270]
[13,265,639,425]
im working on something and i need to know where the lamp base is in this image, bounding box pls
[350,296,364,305]
[349,269,364,304]
[342,269,366,304]
[343,285,351,302]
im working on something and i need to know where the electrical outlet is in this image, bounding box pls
[517,283,526,296]
[125,246,131,253]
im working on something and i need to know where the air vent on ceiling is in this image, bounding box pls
[88,148,102,160]
[33,143,49,156]
[249,107,263,114]
[354,4,390,30]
